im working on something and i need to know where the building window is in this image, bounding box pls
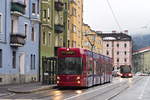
[124,51,127,55]
[68,40,70,48]
[48,32,51,45]
[106,44,109,47]
[106,51,109,55]
[37,0,39,14]
[124,58,127,62]
[25,24,27,36]
[68,20,70,30]
[117,51,119,55]
[47,8,50,19]
[72,24,76,32]
[30,54,35,70]
[73,41,76,47]
[43,10,47,18]
[117,43,119,47]
[31,26,34,41]
[32,3,36,14]
[11,20,14,33]
[12,51,16,68]
[0,49,2,68]
[0,14,2,33]
[124,43,127,48]
[64,3,67,9]
[72,7,76,16]
[117,58,119,62]
[43,32,46,45]
[60,16,63,24]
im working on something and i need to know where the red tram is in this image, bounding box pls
[57,48,113,87]
[120,65,133,78]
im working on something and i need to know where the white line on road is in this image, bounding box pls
[138,77,149,99]
[64,80,126,100]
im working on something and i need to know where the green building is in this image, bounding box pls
[40,0,68,81]
[133,47,150,74]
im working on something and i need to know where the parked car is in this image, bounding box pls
[135,72,148,76]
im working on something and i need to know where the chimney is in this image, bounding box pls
[124,30,128,34]
[112,30,116,33]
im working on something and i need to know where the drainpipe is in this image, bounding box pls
[4,0,7,43]
[38,22,41,82]
[38,0,41,82]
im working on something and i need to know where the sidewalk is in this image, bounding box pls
[1,83,56,93]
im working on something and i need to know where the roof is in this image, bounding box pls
[133,46,150,55]
[97,32,132,41]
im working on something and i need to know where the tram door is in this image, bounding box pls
[42,57,57,85]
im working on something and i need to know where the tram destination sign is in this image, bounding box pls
[61,51,76,55]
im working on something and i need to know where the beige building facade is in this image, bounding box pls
[98,33,132,69]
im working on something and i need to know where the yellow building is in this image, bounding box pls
[67,0,83,48]
[92,30,102,54]
[82,24,103,54]
[82,24,91,50]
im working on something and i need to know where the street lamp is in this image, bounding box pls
[84,34,97,85]
[84,34,97,53]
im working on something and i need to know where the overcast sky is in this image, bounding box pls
[83,0,150,35]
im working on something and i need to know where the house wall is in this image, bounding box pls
[0,0,40,85]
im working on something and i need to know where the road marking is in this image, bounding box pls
[138,77,149,99]
[64,80,126,100]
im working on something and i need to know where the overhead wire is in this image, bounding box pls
[106,0,123,32]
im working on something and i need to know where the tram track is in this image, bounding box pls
[64,77,144,100]
[106,76,144,100]
[86,77,144,100]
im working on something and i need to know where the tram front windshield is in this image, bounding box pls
[120,66,131,73]
[58,57,82,75]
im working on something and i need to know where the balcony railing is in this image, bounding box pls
[10,34,26,47]
[11,1,26,16]
[55,24,64,33]
[55,1,64,11]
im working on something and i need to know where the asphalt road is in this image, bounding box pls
[111,76,150,100]
[0,76,147,100]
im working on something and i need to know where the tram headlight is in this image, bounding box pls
[77,81,80,84]
[76,76,80,80]
[57,81,59,84]
[120,73,123,76]
[57,76,60,80]
[128,73,132,76]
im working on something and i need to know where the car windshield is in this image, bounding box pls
[58,57,83,75]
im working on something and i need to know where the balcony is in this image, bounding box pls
[55,24,64,33]
[55,1,64,11]
[11,1,26,16]
[10,34,26,47]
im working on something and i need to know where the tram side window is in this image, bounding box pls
[102,61,105,74]
[96,61,101,74]
[94,61,96,74]
[86,57,93,75]
[89,60,93,75]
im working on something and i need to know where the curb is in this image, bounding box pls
[8,85,56,93]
